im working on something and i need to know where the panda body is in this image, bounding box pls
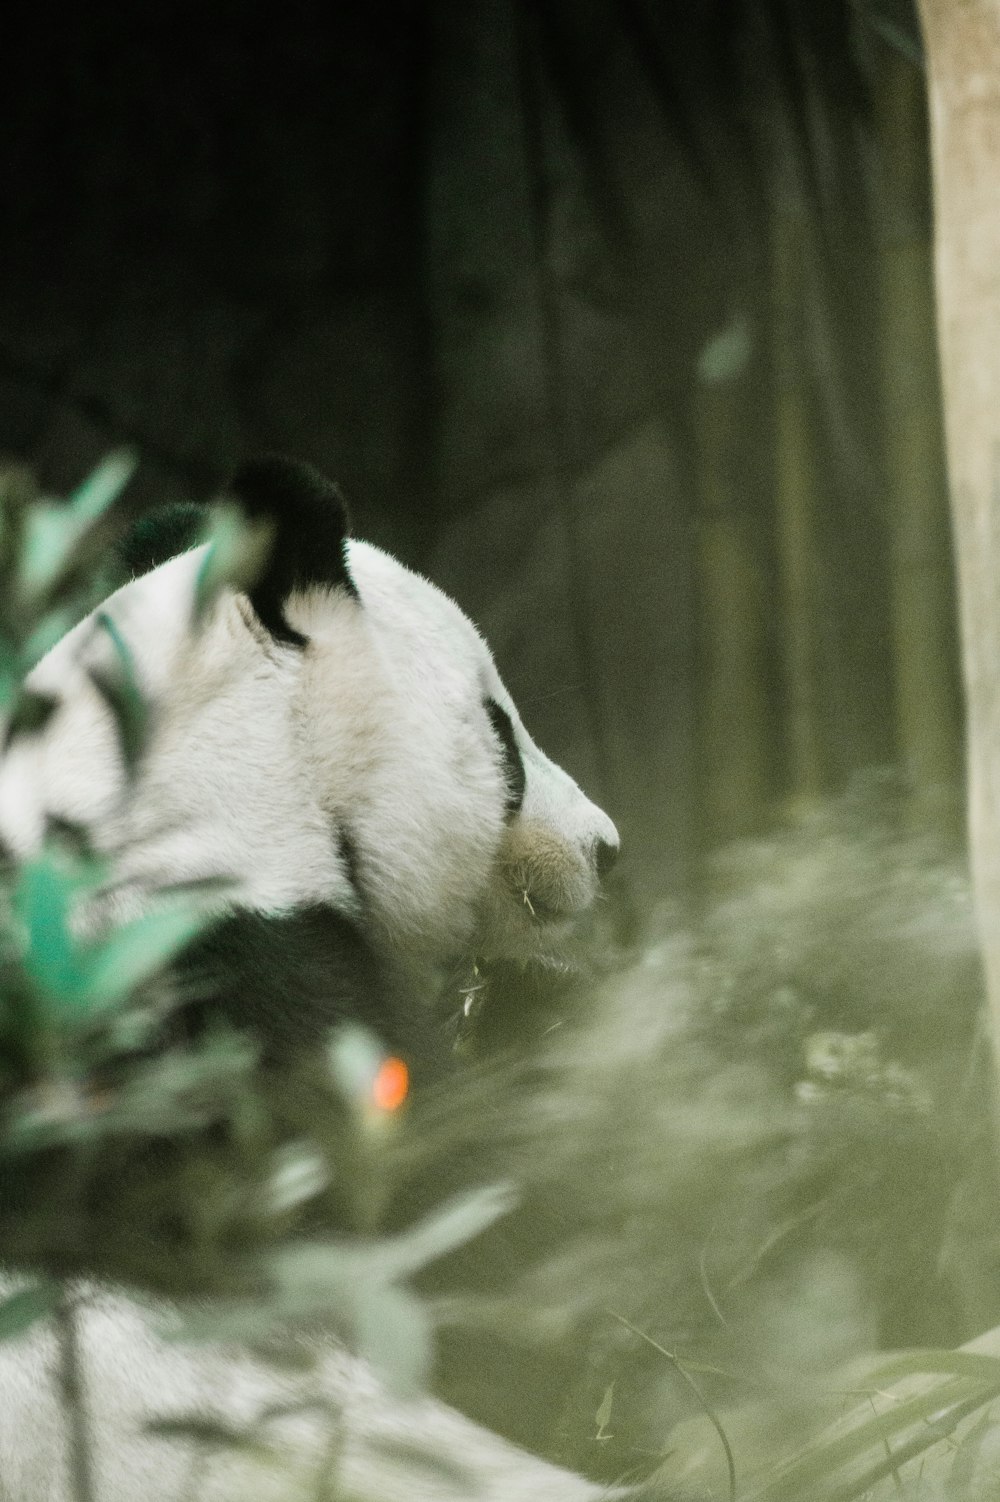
[0,458,618,1060]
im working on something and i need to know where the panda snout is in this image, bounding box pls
[498,820,617,922]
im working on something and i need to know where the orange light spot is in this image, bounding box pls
[371,1056,409,1112]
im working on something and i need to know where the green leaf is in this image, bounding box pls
[746,1373,1000,1502]
[269,1185,516,1308]
[11,844,204,1020]
[265,1141,330,1216]
[862,1347,1000,1386]
[17,451,137,606]
[355,1282,431,1397]
[0,1280,60,1342]
[88,609,149,775]
[271,1242,357,1316]
[267,1243,434,1393]
[369,1183,517,1281]
[68,450,139,526]
[817,1388,999,1502]
[0,667,18,714]
[77,898,209,1011]
[326,1024,387,1105]
[17,505,81,604]
[595,1382,615,1434]
[193,504,273,618]
[13,850,83,1004]
[19,605,85,673]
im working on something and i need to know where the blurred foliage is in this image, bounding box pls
[425,775,995,1496]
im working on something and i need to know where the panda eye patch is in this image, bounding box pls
[485,698,526,816]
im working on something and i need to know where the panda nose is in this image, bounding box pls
[594,837,619,880]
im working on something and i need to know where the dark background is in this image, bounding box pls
[0,0,960,918]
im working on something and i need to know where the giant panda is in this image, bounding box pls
[0,456,627,1501]
[0,454,619,1073]
[0,455,626,1502]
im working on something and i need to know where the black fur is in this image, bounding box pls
[485,699,526,815]
[112,458,355,645]
[114,502,206,581]
[227,456,358,646]
[176,905,444,1078]
[336,826,364,904]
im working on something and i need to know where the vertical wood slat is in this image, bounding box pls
[877,44,961,816]
[919,0,1000,1112]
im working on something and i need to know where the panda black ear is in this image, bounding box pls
[226,455,359,647]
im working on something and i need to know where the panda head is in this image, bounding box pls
[13,457,619,1007]
[236,457,621,981]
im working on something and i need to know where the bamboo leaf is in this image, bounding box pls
[89,609,149,775]
[17,452,137,607]
[746,1373,1000,1502]
[19,605,83,673]
[326,1024,386,1106]
[68,450,139,525]
[17,506,82,605]
[193,504,272,618]
[366,1183,517,1282]
[355,1282,432,1396]
[265,1141,330,1216]
[13,851,83,1005]
[77,899,210,1011]
[862,1347,1000,1386]
[818,1388,1000,1502]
